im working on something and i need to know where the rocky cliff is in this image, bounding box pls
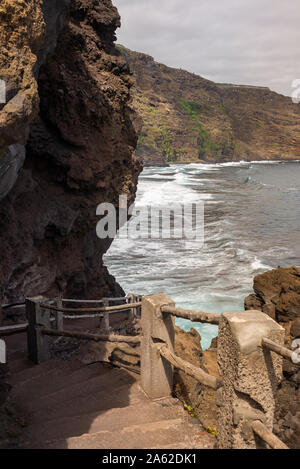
[0,0,141,307]
[245,266,300,448]
[119,46,300,165]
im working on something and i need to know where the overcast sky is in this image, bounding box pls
[114,0,300,97]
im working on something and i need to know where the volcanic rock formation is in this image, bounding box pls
[0,0,141,307]
[244,266,300,323]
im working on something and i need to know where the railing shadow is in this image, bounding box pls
[5,315,139,449]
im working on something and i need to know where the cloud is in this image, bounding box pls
[113,0,300,96]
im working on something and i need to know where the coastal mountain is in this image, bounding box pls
[119,46,300,165]
[0,0,141,305]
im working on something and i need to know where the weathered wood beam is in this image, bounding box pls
[40,302,141,314]
[262,337,300,364]
[61,297,126,303]
[159,344,223,390]
[161,305,220,325]
[2,302,25,309]
[0,323,28,336]
[41,328,141,344]
[251,420,288,450]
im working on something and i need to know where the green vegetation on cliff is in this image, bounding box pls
[179,99,218,158]
[160,125,175,162]
[119,45,300,165]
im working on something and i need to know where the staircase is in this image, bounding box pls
[7,349,215,449]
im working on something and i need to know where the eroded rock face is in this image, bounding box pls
[0,0,43,200]
[0,0,142,304]
[173,326,203,404]
[0,0,72,201]
[244,266,300,322]
[244,266,300,448]
[119,46,300,165]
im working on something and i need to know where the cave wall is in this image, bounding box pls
[0,0,142,306]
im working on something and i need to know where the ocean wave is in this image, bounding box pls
[104,162,300,350]
[250,160,300,165]
[245,176,274,188]
[251,257,271,271]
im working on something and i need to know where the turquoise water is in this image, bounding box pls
[104,161,300,349]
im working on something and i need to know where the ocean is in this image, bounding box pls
[104,161,300,349]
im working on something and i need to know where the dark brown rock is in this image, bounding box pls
[244,266,300,322]
[0,0,142,304]
[244,293,263,312]
[245,266,300,448]
[0,0,70,201]
[291,319,300,338]
[1,0,142,448]
[173,326,204,405]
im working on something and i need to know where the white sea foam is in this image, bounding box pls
[251,257,271,271]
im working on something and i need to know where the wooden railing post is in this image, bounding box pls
[217,310,285,449]
[26,296,51,364]
[55,299,63,331]
[137,295,142,317]
[140,293,175,399]
[100,299,110,332]
[127,294,135,321]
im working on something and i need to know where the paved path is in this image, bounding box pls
[6,335,215,449]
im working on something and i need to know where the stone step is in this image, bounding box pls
[21,366,138,413]
[11,361,108,401]
[8,357,35,375]
[29,381,144,423]
[22,418,215,449]
[6,349,34,374]
[7,350,27,361]
[10,359,71,385]
[4,333,27,356]
[22,398,185,443]
[7,350,216,450]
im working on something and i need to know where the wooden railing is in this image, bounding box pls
[139,293,297,449]
[250,420,288,450]
[0,294,142,337]
[0,323,28,336]
[161,305,220,325]
[3,292,299,450]
[23,295,142,363]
